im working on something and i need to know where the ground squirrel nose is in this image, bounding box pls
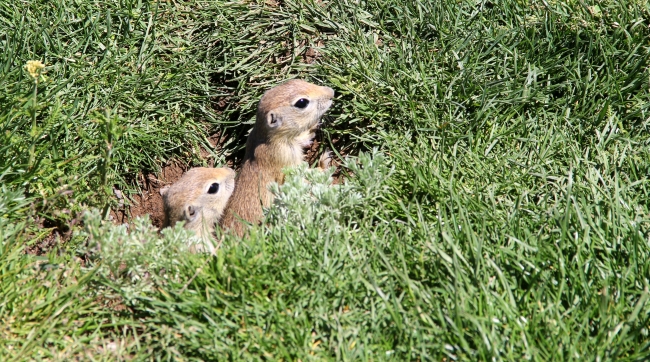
[326,86,335,99]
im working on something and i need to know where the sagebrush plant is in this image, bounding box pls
[81,210,198,302]
[268,149,392,231]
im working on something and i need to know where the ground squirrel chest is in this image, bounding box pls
[221,79,335,235]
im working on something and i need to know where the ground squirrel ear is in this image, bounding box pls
[267,113,281,128]
[160,186,169,196]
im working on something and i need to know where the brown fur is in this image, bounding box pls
[161,167,235,241]
[221,79,335,235]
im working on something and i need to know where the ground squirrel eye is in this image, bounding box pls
[207,183,219,194]
[294,98,309,108]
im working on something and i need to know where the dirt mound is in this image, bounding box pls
[110,162,186,228]
[26,217,75,255]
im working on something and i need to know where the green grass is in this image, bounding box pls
[1,0,650,360]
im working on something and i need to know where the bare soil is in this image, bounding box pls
[110,162,186,229]
[26,214,79,255]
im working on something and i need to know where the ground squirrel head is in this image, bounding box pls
[254,79,335,147]
[161,167,235,238]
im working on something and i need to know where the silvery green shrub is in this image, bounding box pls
[267,148,393,232]
[81,210,199,302]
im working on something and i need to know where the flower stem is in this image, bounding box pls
[31,79,38,135]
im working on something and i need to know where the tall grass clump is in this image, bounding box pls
[1,0,649,360]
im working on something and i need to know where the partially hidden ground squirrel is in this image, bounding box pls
[220,79,335,236]
[161,167,235,242]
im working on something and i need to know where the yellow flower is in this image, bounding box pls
[25,60,45,80]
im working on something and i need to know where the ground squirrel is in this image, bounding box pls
[221,79,335,235]
[161,167,235,242]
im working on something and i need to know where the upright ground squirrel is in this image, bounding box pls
[221,79,335,235]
